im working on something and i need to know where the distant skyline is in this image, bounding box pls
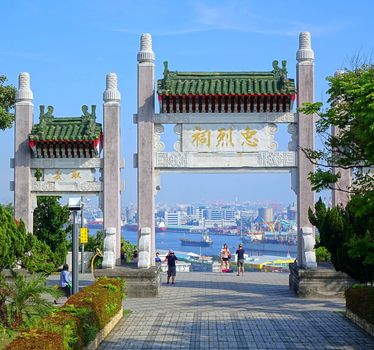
[1,0,373,206]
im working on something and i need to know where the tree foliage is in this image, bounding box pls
[309,198,373,284]
[33,197,71,268]
[299,64,374,194]
[0,205,56,274]
[121,239,137,263]
[301,64,374,283]
[84,230,104,253]
[0,76,16,130]
[0,206,26,271]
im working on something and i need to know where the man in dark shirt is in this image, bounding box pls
[236,244,245,276]
[165,250,178,284]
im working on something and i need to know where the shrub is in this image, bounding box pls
[309,198,373,284]
[315,246,331,263]
[345,285,374,325]
[65,277,124,329]
[5,277,125,349]
[0,271,58,329]
[4,329,64,350]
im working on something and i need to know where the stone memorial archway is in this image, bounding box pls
[136,32,317,269]
[12,73,123,267]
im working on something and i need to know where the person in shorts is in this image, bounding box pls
[236,244,245,276]
[220,243,231,272]
[164,250,178,284]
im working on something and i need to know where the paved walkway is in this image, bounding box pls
[97,272,373,350]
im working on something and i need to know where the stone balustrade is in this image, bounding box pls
[160,261,191,273]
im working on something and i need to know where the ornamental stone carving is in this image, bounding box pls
[297,32,314,63]
[16,72,33,101]
[79,182,102,192]
[287,123,298,151]
[154,124,165,151]
[257,152,295,167]
[32,181,55,192]
[173,124,182,135]
[173,141,181,152]
[301,227,317,269]
[102,227,116,268]
[156,152,188,168]
[138,227,151,269]
[137,33,155,63]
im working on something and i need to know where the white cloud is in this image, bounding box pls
[111,1,348,38]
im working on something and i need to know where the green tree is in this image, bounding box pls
[0,206,26,271]
[33,197,71,268]
[84,230,104,253]
[301,64,374,284]
[299,64,374,195]
[0,75,16,130]
[21,234,56,275]
[121,239,137,263]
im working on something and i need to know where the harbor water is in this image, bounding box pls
[90,228,296,258]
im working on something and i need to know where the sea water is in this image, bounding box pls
[89,228,295,258]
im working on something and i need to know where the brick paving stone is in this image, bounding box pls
[97,272,374,350]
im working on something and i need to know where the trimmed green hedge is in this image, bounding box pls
[345,285,374,325]
[5,277,124,350]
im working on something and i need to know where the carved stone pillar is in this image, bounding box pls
[102,227,117,268]
[138,227,151,268]
[14,72,34,232]
[103,73,121,265]
[296,32,315,267]
[137,33,156,267]
[301,227,317,269]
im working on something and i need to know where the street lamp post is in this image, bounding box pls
[81,196,84,274]
[68,198,82,295]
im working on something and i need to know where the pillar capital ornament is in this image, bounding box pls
[137,33,155,63]
[16,72,33,102]
[103,73,121,102]
[296,32,314,63]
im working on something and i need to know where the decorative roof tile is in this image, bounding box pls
[29,105,102,142]
[157,60,295,96]
[28,105,103,158]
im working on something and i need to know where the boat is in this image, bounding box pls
[86,218,104,229]
[180,232,213,247]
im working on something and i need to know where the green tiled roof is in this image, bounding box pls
[29,105,102,142]
[157,60,295,96]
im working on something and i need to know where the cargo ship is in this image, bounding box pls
[123,222,166,232]
[180,232,213,247]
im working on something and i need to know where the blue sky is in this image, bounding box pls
[1,0,373,206]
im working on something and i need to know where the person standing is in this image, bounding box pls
[132,250,139,263]
[164,250,178,284]
[58,264,72,301]
[236,244,245,276]
[155,251,162,264]
[220,243,231,272]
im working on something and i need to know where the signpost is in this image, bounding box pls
[80,227,88,273]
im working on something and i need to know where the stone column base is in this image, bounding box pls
[289,262,356,298]
[94,264,161,298]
